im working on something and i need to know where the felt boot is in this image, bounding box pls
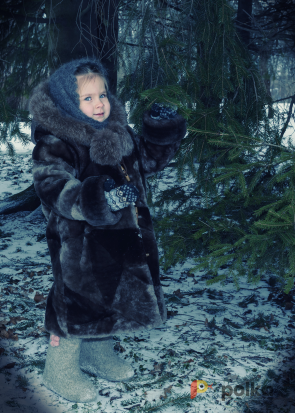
[79,338,134,381]
[43,337,97,402]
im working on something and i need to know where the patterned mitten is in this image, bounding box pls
[150,102,178,120]
[104,181,139,211]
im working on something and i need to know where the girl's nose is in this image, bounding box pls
[95,98,103,108]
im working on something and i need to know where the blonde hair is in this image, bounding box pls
[74,62,109,91]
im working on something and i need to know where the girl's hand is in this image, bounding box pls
[50,334,60,347]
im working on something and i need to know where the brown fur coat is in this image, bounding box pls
[29,81,186,339]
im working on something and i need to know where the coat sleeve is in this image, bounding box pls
[32,134,122,226]
[132,112,186,177]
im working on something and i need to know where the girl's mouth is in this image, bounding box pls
[94,113,104,116]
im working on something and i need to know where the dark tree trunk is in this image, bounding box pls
[45,0,98,72]
[45,0,119,93]
[260,50,273,118]
[96,0,119,94]
[0,184,40,215]
[236,0,253,47]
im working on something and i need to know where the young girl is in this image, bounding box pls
[29,58,186,402]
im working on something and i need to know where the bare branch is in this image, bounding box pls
[279,95,295,141]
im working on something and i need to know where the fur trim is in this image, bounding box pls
[29,81,134,166]
[142,111,186,145]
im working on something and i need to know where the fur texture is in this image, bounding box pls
[29,81,133,166]
[30,82,186,339]
[142,111,186,145]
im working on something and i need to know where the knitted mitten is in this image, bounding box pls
[43,337,97,402]
[104,183,139,211]
[150,102,178,119]
[79,338,134,381]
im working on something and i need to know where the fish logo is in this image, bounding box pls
[191,380,213,399]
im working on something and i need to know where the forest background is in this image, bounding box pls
[1,0,295,293]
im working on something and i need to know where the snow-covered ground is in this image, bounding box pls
[0,137,295,413]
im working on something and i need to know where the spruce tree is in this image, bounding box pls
[118,0,294,292]
[0,0,48,151]
[1,0,294,292]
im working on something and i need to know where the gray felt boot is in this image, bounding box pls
[43,337,97,402]
[79,338,134,381]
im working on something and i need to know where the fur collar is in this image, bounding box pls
[29,81,134,166]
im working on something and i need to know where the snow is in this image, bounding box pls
[0,123,34,155]
[0,143,294,413]
[273,102,295,146]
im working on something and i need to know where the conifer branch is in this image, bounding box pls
[187,128,293,153]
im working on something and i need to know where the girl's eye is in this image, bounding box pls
[100,93,107,99]
[84,97,91,101]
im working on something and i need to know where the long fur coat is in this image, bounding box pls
[29,81,186,339]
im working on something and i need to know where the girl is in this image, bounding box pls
[29,58,186,402]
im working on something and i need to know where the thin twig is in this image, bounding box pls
[279,95,295,141]
[273,94,295,103]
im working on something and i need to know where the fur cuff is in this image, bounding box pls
[142,112,186,145]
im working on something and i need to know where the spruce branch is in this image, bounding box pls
[140,392,191,412]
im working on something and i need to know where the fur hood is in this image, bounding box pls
[29,81,134,166]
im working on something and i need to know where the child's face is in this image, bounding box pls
[76,75,110,122]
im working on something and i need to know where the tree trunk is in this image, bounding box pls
[45,0,99,72]
[96,0,119,94]
[260,50,273,118]
[0,184,40,215]
[236,0,253,47]
[45,0,119,92]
